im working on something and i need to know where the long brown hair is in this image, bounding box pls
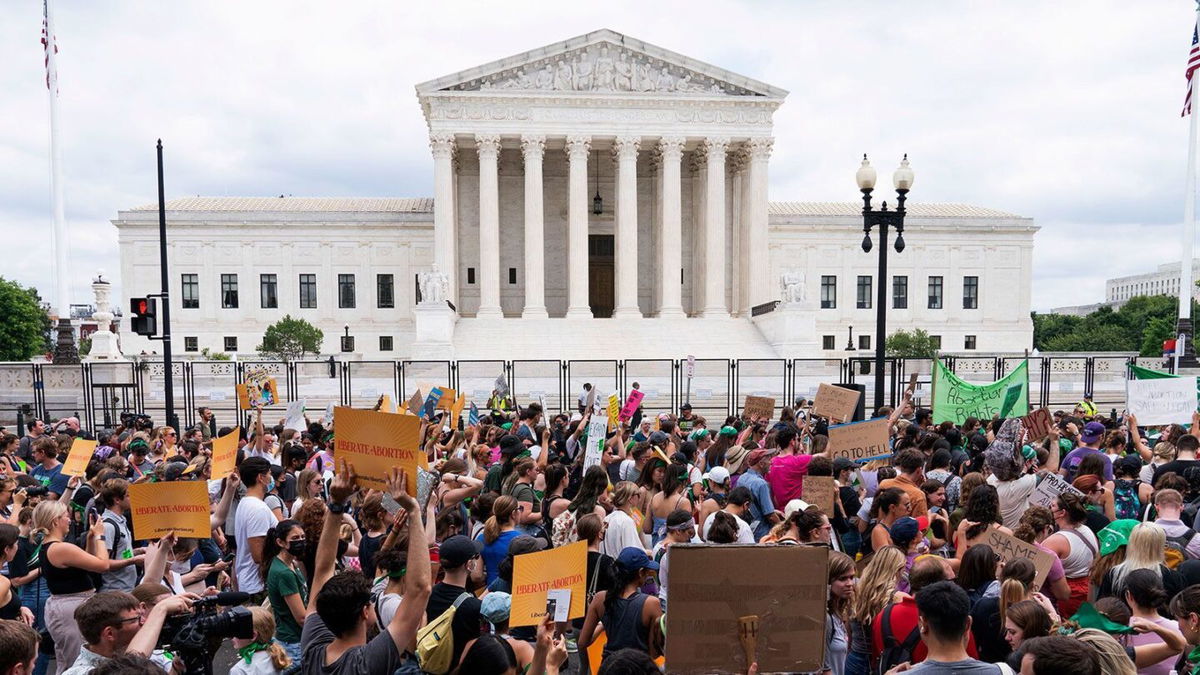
[484,495,517,544]
[828,551,855,624]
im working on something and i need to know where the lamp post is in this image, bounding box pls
[846,325,856,351]
[858,154,915,412]
[341,325,354,353]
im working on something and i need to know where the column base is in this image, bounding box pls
[699,308,730,319]
[521,306,549,320]
[657,307,686,319]
[1176,317,1199,368]
[612,307,642,319]
[565,306,594,319]
[475,306,504,319]
[53,318,80,365]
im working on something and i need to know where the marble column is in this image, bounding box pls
[690,150,708,313]
[475,134,502,318]
[746,138,774,310]
[613,136,641,319]
[521,135,548,318]
[430,133,457,306]
[702,137,729,317]
[658,137,686,318]
[565,135,592,318]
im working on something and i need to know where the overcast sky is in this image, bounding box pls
[1,1,1195,313]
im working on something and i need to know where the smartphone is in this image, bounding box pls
[221,552,235,564]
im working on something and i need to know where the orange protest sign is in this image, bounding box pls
[511,540,587,627]
[211,427,239,480]
[129,481,211,539]
[63,438,97,477]
[237,376,280,409]
[437,387,457,410]
[333,406,422,492]
[450,394,466,426]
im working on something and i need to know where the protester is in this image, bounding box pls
[261,519,307,665]
[579,547,663,674]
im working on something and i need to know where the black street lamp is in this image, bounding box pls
[341,325,355,353]
[846,325,856,351]
[858,154,915,412]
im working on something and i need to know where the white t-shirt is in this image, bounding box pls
[234,495,276,594]
[702,510,755,543]
[987,474,1038,531]
[602,509,645,558]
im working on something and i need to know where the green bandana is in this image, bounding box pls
[1067,603,1135,634]
[1186,645,1200,675]
[237,641,271,664]
[1096,519,1139,556]
[719,426,738,437]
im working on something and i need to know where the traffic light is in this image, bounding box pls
[129,297,157,337]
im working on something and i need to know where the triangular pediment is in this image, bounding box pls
[415,29,787,99]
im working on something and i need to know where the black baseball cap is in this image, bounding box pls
[439,535,483,568]
[680,403,692,411]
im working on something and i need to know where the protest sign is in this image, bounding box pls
[932,359,1029,425]
[468,402,480,426]
[1029,472,1084,509]
[333,406,422,492]
[619,390,644,423]
[666,544,827,673]
[450,394,466,426]
[437,387,457,410]
[510,540,587,627]
[284,400,307,430]
[584,387,597,411]
[1022,408,1054,441]
[422,388,442,419]
[686,354,696,378]
[742,395,775,420]
[494,373,510,397]
[813,383,861,422]
[63,438,96,477]
[583,415,608,472]
[827,418,890,462]
[984,528,1055,590]
[210,427,239,480]
[1127,376,1198,426]
[324,402,335,423]
[607,393,620,430]
[236,371,280,409]
[129,481,211,539]
[407,389,423,416]
[802,476,835,515]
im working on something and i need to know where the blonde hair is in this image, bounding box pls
[851,546,906,625]
[484,495,518,544]
[1073,628,1136,675]
[32,500,68,538]
[1111,522,1166,593]
[1152,441,1176,463]
[997,558,1036,635]
[611,481,640,509]
[248,606,291,670]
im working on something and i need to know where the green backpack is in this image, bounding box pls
[415,592,471,675]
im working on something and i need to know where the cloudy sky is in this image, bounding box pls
[0,1,1194,313]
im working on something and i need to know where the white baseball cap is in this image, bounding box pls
[703,466,731,485]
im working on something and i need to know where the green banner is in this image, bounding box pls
[932,358,1029,424]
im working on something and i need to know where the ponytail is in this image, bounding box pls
[267,642,290,671]
[484,496,518,545]
[259,520,300,584]
[998,558,1036,633]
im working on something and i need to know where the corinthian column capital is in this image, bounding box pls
[612,136,641,161]
[747,137,774,160]
[702,137,730,162]
[520,134,546,158]
[475,134,501,157]
[565,134,591,159]
[430,133,456,159]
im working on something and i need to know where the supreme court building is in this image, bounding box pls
[115,29,1037,361]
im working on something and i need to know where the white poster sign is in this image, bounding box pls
[1029,472,1084,509]
[685,355,696,378]
[1127,376,1198,425]
[583,416,609,471]
[284,400,307,431]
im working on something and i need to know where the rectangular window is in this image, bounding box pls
[893,275,908,309]
[928,276,943,309]
[260,274,278,309]
[820,276,837,309]
[220,274,238,309]
[181,274,199,309]
[859,335,871,350]
[931,335,942,349]
[338,274,356,309]
[223,336,238,352]
[964,335,977,350]
[379,336,394,352]
[822,335,836,350]
[299,274,317,308]
[376,274,394,308]
[963,276,979,309]
[183,336,198,352]
[509,268,517,285]
[467,268,476,285]
[856,276,872,309]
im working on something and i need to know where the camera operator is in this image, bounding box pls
[61,590,194,674]
[29,438,68,500]
[0,619,39,675]
[299,463,431,675]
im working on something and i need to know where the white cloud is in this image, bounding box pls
[1,0,1196,313]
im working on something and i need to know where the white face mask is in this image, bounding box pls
[170,558,192,575]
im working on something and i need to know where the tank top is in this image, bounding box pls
[0,586,20,620]
[601,592,650,656]
[1058,526,1098,578]
[40,541,96,594]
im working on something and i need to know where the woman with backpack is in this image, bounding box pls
[477,496,520,586]
[553,466,609,548]
[602,482,647,557]
[822,552,855,675]
[1043,492,1099,617]
[539,464,570,534]
[844,546,906,675]
[578,547,663,674]
[1112,455,1153,522]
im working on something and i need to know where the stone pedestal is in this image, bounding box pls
[412,303,457,360]
[87,277,126,361]
[751,302,821,358]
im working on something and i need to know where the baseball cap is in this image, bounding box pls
[648,431,670,448]
[498,435,524,456]
[439,535,483,568]
[681,403,692,411]
[1080,421,1106,444]
[480,592,512,624]
[507,535,547,557]
[783,499,810,519]
[615,547,660,572]
[832,457,856,474]
[889,516,921,548]
[745,448,771,468]
[704,466,731,485]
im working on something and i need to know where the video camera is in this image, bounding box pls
[119,412,154,432]
[158,591,254,675]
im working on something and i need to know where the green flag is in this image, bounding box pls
[932,358,1029,425]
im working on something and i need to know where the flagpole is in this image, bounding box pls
[45,0,77,364]
[1180,1,1200,369]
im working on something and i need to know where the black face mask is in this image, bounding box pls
[287,541,306,558]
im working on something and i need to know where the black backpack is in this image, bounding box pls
[877,603,921,675]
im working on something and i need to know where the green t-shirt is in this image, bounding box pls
[484,464,504,494]
[266,557,308,643]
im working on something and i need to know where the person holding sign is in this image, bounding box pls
[578,547,663,674]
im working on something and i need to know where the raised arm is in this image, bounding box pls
[210,472,240,529]
[254,407,265,453]
[307,461,356,610]
[385,467,432,651]
[1126,413,1151,461]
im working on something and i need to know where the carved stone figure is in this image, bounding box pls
[420,264,450,305]
[635,60,654,92]
[656,67,674,92]
[572,50,593,90]
[594,46,615,90]
[534,64,554,90]
[614,52,633,91]
[780,270,807,304]
[554,58,573,91]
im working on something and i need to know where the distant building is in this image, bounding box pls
[1106,261,1200,304]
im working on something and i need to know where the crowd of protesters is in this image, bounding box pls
[4,388,1200,674]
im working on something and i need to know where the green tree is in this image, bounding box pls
[1031,312,1082,350]
[0,278,51,361]
[1032,294,1200,353]
[1140,316,1176,357]
[256,315,323,361]
[885,328,939,358]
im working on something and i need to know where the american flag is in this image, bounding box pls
[1185,15,1200,116]
[41,0,57,93]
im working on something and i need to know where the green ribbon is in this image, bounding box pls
[237,641,270,664]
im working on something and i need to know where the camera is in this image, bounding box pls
[120,412,154,432]
[158,592,253,675]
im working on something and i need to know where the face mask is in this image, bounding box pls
[287,540,305,558]
[266,478,276,493]
[170,559,192,575]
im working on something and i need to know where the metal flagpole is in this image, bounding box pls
[45,0,78,364]
[1178,1,1200,368]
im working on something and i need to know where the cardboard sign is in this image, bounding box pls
[494,373,510,398]
[983,528,1055,590]
[802,475,836,515]
[619,390,644,423]
[1022,408,1054,441]
[407,389,423,416]
[685,354,696,378]
[437,387,457,410]
[63,438,97,478]
[583,415,608,471]
[333,406,422,493]
[510,540,587,627]
[422,388,442,419]
[236,372,280,409]
[666,544,827,673]
[607,393,620,430]
[450,394,466,426]
[828,418,890,462]
[742,395,776,421]
[1029,472,1084,509]
[129,481,211,539]
[284,400,307,430]
[468,402,480,426]
[1127,376,1198,425]
[585,387,597,411]
[813,383,860,423]
[905,372,919,397]
[210,427,239,480]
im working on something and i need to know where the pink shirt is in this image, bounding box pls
[1034,541,1065,592]
[1127,615,1178,675]
[766,453,814,509]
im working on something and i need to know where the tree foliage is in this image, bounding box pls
[256,315,323,361]
[1032,295,1200,355]
[0,278,51,361]
[885,328,939,358]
